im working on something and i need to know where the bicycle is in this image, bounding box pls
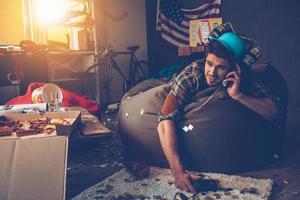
[114,45,149,89]
[81,45,149,105]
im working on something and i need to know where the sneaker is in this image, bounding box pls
[124,161,150,179]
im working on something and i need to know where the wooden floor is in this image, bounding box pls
[66,111,300,200]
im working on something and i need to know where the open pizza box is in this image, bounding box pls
[0,111,81,138]
[0,111,80,200]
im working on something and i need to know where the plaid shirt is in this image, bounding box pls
[170,59,205,105]
[170,60,205,106]
[170,60,286,124]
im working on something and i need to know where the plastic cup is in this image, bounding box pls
[32,83,63,103]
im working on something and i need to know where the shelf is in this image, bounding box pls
[47,50,94,55]
[50,78,82,82]
[64,23,94,28]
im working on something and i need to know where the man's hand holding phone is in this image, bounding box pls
[222,63,243,100]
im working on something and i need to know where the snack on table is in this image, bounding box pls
[0,120,21,127]
[0,117,71,137]
[16,129,37,137]
[26,117,51,125]
[44,124,56,134]
[0,126,14,136]
[50,118,71,125]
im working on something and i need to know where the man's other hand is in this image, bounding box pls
[173,171,201,194]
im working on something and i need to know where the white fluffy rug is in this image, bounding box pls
[72,167,273,200]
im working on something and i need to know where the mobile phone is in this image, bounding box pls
[222,69,236,88]
[222,80,233,88]
[192,179,220,193]
[174,192,189,200]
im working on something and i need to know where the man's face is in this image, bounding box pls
[204,53,231,86]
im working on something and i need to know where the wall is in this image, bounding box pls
[94,0,148,105]
[146,0,300,134]
[0,0,24,45]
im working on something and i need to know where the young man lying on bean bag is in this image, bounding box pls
[118,23,288,194]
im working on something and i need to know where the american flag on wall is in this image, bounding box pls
[156,0,222,47]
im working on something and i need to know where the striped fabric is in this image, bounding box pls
[156,0,222,47]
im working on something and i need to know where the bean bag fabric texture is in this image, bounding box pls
[118,64,288,173]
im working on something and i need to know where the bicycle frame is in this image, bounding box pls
[113,50,139,87]
[82,45,148,102]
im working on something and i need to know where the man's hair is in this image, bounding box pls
[205,40,236,69]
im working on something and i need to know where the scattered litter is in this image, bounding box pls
[140,108,145,115]
[273,154,280,159]
[67,167,71,171]
[99,164,110,168]
[174,192,188,200]
[125,113,129,118]
[292,191,299,196]
[204,196,215,200]
[241,187,259,195]
[283,180,289,184]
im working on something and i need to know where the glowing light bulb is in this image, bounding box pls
[36,0,66,24]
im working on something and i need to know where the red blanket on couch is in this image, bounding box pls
[5,82,100,114]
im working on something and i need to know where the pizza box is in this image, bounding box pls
[0,111,81,138]
[0,111,78,199]
[0,136,68,200]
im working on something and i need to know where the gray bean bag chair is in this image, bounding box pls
[118,64,288,173]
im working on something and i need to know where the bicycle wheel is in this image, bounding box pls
[110,58,128,93]
[81,62,102,100]
[132,60,149,86]
[81,59,114,100]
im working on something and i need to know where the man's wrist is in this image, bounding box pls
[232,92,244,101]
[171,163,185,176]
[169,157,185,174]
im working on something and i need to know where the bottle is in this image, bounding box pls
[48,92,63,112]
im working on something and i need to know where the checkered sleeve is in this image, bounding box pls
[170,61,202,106]
[248,75,285,124]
